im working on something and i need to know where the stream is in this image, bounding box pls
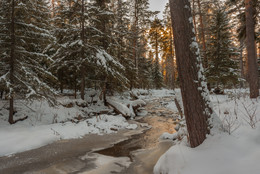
[82,97,178,174]
[0,97,178,174]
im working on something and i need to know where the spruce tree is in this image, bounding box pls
[51,0,90,99]
[206,8,239,87]
[0,0,56,124]
[129,0,157,87]
[152,57,164,89]
[110,0,137,90]
[90,0,128,104]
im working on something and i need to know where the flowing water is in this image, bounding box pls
[91,97,178,174]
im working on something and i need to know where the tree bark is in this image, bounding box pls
[245,0,259,98]
[9,0,15,124]
[169,0,212,147]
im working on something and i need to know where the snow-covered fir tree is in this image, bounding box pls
[109,0,137,90]
[50,0,86,97]
[206,7,239,87]
[0,0,56,124]
[89,0,128,104]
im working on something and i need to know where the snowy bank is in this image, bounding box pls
[154,127,260,174]
[154,89,260,174]
[0,114,137,157]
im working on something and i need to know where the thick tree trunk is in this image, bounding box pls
[169,0,212,147]
[245,0,259,98]
[197,0,207,68]
[9,0,15,124]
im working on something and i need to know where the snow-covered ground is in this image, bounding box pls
[0,89,175,157]
[154,88,260,174]
[0,90,138,157]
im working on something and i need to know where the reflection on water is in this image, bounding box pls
[96,115,176,160]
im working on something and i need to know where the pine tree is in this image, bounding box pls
[148,18,164,89]
[169,0,216,147]
[0,0,56,124]
[206,8,239,87]
[162,3,176,89]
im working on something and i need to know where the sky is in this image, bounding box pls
[149,0,168,19]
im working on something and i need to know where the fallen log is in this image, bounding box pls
[107,98,133,118]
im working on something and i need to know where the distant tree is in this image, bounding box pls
[169,0,214,147]
[148,18,164,89]
[197,0,208,68]
[206,7,239,87]
[162,3,176,89]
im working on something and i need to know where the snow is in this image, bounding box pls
[0,92,138,157]
[0,88,175,157]
[107,98,135,117]
[154,89,260,174]
[80,153,131,174]
[0,114,136,157]
[160,132,178,140]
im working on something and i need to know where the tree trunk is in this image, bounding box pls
[245,0,259,98]
[60,82,63,94]
[133,0,139,73]
[170,28,175,89]
[74,84,77,99]
[169,0,212,147]
[197,0,207,68]
[103,77,108,106]
[80,0,85,100]
[9,0,15,124]
[239,40,244,87]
